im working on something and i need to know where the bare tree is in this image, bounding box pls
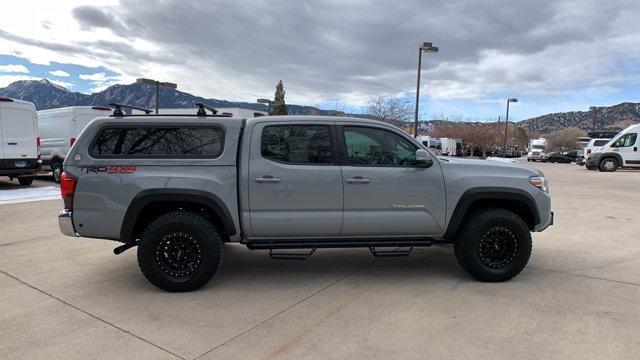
[548,127,587,150]
[431,122,500,157]
[365,95,414,122]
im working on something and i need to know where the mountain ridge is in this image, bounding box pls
[1,78,638,134]
[0,78,342,116]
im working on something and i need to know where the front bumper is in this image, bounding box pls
[58,210,78,237]
[534,211,553,232]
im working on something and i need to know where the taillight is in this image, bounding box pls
[586,149,591,155]
[60,172,77,211]
[70,138,76,146]
[37,136,41,161]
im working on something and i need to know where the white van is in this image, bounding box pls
[440,138,457,156]
[37,106,111,182]
[585,124,640,172]
[0,97,40,185]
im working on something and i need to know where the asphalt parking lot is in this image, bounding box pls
[1,163,639,360]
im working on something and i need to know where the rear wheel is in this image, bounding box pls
[599,158,618,172]
[454,208,532,282]
[51,162,63,183]
[137,211,223,292]
[18,177,33,186]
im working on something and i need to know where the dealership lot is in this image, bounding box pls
[1,163,639,360]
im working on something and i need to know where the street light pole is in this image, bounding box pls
[413,42,438,138]
[257,98,273,115]
[589,106,597,131]
[504,98,518,151]
[136,78,177,114]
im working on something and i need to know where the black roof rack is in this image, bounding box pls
[196,103,219,116]
[109,103,152,116]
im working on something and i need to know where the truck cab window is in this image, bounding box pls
[614,133,638,147]
[261,125,333,164]
[343,126,416,166]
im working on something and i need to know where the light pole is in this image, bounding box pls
[504,98,518,151]
[257,98,273,114]
[589,106,597,131]
[413,42,438,138]
[136,78,177,114]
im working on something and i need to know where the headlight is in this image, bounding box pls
[529,176,549,193]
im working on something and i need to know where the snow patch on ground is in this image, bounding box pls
[485,157,521,163]
[0,186,60,204]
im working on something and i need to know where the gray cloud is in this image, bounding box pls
[13,0,640,108]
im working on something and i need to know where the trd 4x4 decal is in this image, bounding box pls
[79,166,136,174]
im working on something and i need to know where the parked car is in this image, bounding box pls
[58,107,553,292]
[37,106,112,182]
[582,138,611,169]
[586,124,640,172]
[542,150,580,163]
[0,97,41,185]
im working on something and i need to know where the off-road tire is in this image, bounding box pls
[18,177,34,186]
[454,208,532,282]
[598,157,618,172]
[137,211,222,292]
[51,161,63,183]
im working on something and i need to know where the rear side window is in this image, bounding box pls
[91,127,224,158]
[261,125,333,164]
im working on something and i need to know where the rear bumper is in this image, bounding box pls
[58,210,78,237]
[0,158,40,176]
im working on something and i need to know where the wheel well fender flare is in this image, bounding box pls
[120,188,236,243]
[444,187,540,240]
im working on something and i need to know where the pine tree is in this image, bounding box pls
[271,80,288,115]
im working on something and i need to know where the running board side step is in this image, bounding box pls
[369,246,413,257]
[245,238,433,250]
[269,248,316,260]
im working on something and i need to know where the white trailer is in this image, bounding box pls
[37,106,112,182]
[440,138,457,156]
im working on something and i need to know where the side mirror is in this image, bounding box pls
[415,149,433,168]
[612,141,620,148]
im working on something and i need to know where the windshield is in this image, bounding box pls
[532,145,544,149]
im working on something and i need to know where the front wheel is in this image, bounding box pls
[454,208,532,282]
[137,211,223,292]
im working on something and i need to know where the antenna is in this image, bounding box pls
[196,103,219,116]
[109,103,152,116]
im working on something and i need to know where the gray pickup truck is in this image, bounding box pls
[59,107,553,292]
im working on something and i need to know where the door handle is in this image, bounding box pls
[634,147,638,152]
[7,142,17,145]
[345,176,371,184]
[255,175,281,183]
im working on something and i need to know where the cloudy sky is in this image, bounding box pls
[1,0,639,120]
